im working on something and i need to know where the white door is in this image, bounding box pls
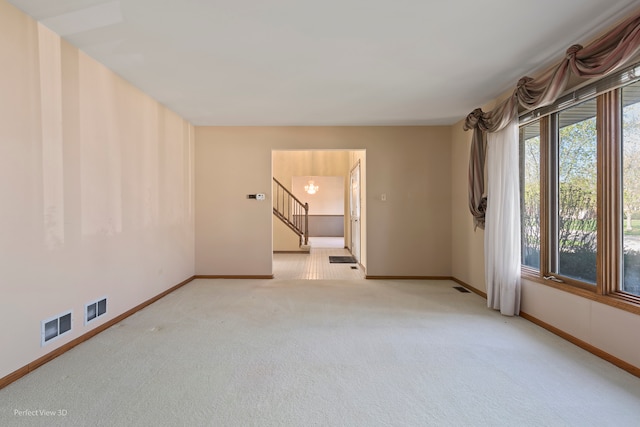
[350,162,361,262]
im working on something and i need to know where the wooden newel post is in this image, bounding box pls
[304,202,309,245]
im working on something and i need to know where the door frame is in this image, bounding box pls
[349,160,361,262]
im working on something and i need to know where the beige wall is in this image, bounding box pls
[0,3,194,379]
[520,280,640,367]
[195,127,452,277]
[450,119,485,291]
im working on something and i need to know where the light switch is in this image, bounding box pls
[381,193,387,201]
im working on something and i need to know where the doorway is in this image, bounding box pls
[272,149,366,278]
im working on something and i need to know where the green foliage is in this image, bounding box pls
[624,220,640,236]
[623,103,640,229]
[520,95,640,292]
[521,111,598,279]
[522,182,597,281]
[622,99,640,295]
[559,249,597,283]
[559,116,597,190]
[557,184,597,283]
[623,251,640,295]
[522,185,540,269]
[521,129,541,269]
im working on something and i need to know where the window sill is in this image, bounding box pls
[521,269,640,316]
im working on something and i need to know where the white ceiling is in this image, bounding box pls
[8,0,640,126]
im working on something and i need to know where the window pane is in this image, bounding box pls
[622,81,640,296]
[520,121,540,269]
[556,99,598,284]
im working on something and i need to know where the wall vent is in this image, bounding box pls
[85,297,107,325]
[453,286,471,293]
[41,310,73,346]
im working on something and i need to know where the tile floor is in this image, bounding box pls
[273,237,365,280]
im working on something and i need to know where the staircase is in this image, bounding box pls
[273,177,309,248]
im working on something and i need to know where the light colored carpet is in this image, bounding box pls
[1,279,640,427]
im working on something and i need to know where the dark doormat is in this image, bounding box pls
[329,256,357,264]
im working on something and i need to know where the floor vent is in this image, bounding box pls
[41,310,72,346]
[350,266,358,269]
[85,297,108,325]
[453,286,471,293]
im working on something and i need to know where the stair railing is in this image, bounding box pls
[273,178,309,246]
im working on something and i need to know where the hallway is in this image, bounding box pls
[273,237,365,280]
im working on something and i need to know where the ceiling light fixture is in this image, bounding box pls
[304,180,319,195]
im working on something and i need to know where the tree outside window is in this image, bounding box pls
[622,83,640,296]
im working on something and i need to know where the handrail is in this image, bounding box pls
[273,177,306,206]
[273,178,309,246]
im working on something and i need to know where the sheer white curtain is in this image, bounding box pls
[485,119,521,316]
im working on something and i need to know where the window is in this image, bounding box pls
[554,99,598,285]
[622,81,640,297]
[519,121,541,270]
[520,62,640,305]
